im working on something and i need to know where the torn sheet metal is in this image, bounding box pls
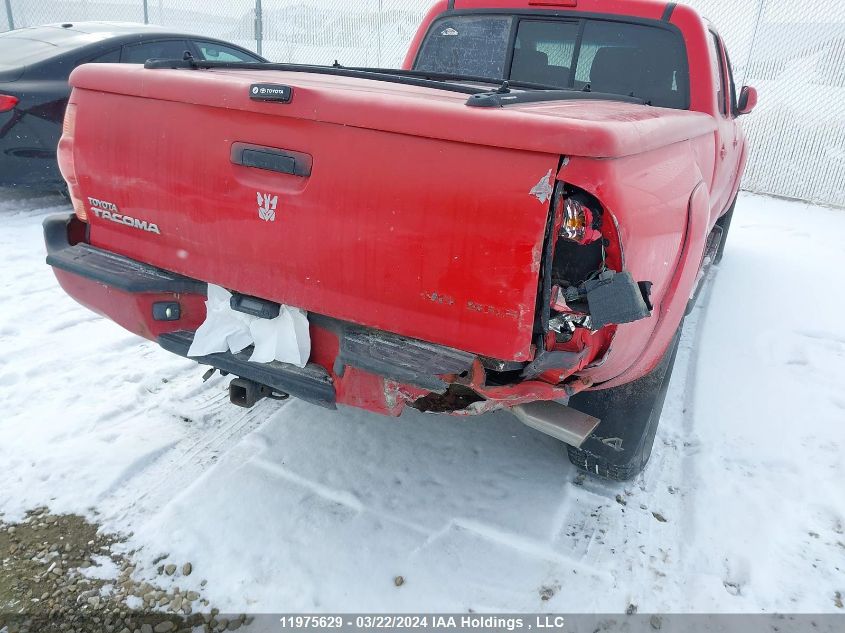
[187,284,310,367]
[530,169,554,204]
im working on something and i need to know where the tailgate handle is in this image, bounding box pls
[231,143,312,177]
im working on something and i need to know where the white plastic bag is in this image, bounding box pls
[187,284,310,368]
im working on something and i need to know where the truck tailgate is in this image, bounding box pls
[68,67,559,361]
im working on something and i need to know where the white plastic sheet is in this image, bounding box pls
[187,285,310,367]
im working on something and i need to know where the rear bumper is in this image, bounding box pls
[160,331,336,409]
[44,213,338,409]
[44,213,577,415]
[44,215,336,408]
[45,214,205,294]
[44,214,209,341]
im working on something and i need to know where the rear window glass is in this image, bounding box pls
[576,20,688,108]
[510,20,579,88]
[414,15,689,109]
[414,16,512,79]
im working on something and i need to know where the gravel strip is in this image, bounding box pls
[0,508,251,633]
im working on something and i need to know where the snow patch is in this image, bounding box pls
[78,555,120,581]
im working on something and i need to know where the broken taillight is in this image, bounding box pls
[0,94,19,112]
[546,186,651,341]
[57,103,86,222]
[560,197,602,245]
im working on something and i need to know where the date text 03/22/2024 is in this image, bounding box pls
[277,615,567,630]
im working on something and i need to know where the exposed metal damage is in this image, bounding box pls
[529,169,555,204]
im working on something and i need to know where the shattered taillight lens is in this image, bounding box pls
[560,197,602,245]
[57,104,86,222]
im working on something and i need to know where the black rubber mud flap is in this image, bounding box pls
[565,324,684,481]
[714,195,737,264]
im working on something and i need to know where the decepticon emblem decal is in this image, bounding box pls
[257,192,278,222]
[88,197,160,235]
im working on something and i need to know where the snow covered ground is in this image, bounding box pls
[0,190,843,616]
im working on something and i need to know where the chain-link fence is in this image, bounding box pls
[682,0,845,207]
[3,0,844,207]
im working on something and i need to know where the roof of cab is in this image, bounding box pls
[448,0,673,22]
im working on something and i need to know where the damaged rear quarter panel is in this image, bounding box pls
[558,142,706,384]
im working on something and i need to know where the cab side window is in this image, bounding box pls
[724,48,738,115]
[708,31,727,116]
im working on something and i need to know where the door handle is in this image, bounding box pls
[230,142,312,177]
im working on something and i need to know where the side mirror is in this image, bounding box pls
[737,85,757,115]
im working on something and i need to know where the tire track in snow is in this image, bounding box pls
[0,191,288,529]
[674,267,720,548]
[540,274,720,608]
[97,376,289,526]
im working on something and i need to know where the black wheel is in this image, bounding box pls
[713,195,737,264]
[566,324,683,481]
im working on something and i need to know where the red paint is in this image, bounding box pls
[52,269,206,340]
[49,0,752,416]
[0,94,18,112]
[738,86,758,115]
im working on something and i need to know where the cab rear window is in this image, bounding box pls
[415,15,512,79]
[415,15,689,109]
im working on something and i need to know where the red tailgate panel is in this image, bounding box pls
[75,91,556,361]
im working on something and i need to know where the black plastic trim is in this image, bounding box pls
[466,88,644,108]
[230,292,281,319]
[334,326,476,393]
[347,66,560,92]
[144,58,489,97]
[248,83,292,103]
[231,142,312,177]
[160,331,336,409]
[43,214,206,294]
[568,18,587,88]
[661,2,677,21]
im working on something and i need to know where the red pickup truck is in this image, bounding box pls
[44,0,756,480]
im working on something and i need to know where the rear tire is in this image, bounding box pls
[566,325,683,481]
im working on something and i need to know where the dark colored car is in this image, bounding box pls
[0,22,266,190]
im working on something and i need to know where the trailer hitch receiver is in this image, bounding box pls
[229,378,289,408]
